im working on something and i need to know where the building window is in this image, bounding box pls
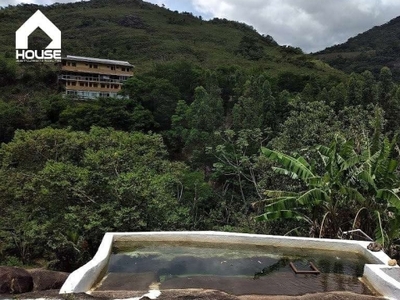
[72,82,76,86]
[101,84,105,88]
[94,65,98,69]
[72,62,76,67]
[89,64,93,68]
[62,61,66,66]
[111,66,115,71]
[121,67,125,72]
[67,62,71,66]
[94,83,98,87]
[80,82,84,86]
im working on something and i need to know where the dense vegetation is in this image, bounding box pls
[0,0,399,271]
[316,16,400,81]
[0,0,344,77]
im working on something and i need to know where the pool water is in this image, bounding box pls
[94,241,376,296]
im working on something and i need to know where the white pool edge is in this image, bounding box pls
[59,231,400,299]
[59,232,114,294]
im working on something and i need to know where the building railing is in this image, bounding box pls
[58,74,128,84]
[63,91,128,100]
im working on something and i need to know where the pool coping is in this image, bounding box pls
[59,231,400,299]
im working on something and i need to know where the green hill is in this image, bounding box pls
[315,16,400,81]
[0,0,345,85]
[2,0,400,271]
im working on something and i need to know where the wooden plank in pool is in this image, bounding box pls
[289,261,320,275]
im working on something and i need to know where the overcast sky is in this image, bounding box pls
[3,0,400,53]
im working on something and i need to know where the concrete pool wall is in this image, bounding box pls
[59,231,400,299]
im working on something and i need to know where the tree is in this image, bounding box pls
[386,87,400,133]
[210,130,265,206]
[317,87,329,103]
[148,61,202,103]
[255,133,400,253]
[232,96,263,130]
[361,70,377,106]
[0,100,27,143]
[0,56,16,87]
[271,100,339,152]
[236,36,264,61]
[59,98,156,132]
[346,73,363,106]
[232,75,280,132]
[121,76,181,130]
[329,83,347,111]
[378,67,394,107]
[0,127,213,267]
[170,85,224,166]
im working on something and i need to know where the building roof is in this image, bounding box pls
[63,55,134,67]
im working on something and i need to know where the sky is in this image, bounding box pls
[3,0,400,53]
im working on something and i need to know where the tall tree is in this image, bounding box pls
[346,73,363,106]
[361,70,377,106]
[378,67,394,107]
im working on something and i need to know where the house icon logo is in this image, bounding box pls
[15,10,61,62]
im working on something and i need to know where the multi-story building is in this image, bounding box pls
[58,55,134,99]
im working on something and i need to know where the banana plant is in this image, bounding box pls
[256,134,400,248]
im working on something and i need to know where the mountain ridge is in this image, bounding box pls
[315,14,400,80]
[0,0,345,85]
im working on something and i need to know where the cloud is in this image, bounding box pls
[192,0,400,52]
[0,0,81,6]
[3,0,400,52]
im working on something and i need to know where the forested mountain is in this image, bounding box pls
[0,0,344,92]
[316,16,400,81]
[1,0,400,272]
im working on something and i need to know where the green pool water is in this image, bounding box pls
[95,241,377,296]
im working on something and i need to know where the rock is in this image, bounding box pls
[118,15,148,29]
[388,259,398,266]
[367,242,383,252]
[0,266,33,294]
[27,268,69,291]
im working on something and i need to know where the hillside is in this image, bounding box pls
[1,0,400,274]
[315,15,400,81]
[0,0,345,86]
